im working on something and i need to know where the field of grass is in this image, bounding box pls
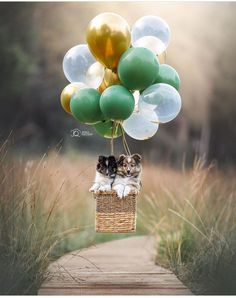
[140,158,236,294]
[0,140,235,294]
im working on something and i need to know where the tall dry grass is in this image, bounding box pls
[0,142,142,294]
[0,141,96,294]
[0,138,235,294]
[140,158,236,294]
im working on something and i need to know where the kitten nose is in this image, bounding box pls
[127,170,130,174]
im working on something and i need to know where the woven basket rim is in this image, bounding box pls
[93,190,138,198]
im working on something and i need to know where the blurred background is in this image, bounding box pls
[1,3,236,295]
[1,2,236,166]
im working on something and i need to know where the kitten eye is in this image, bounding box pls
[124,164,127,168]
[131,164,135,167]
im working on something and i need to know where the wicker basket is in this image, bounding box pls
[93,190,137,233]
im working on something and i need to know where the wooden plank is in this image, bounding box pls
[42,273,185,288]
[38,236,192,295]
[39,287,191,295]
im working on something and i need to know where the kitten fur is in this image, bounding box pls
[112,154,142,199]
[89,155,117,193]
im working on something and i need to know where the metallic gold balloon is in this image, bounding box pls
[60,83,86,114]
[157,51,167,64]
[86,13,131,70]
[98,80,107,94]
[104,68,121,87]
[98,68,121,93]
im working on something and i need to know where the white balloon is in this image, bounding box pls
[63,44,104,88]
[133,91,140,112]
[131,15,171,55]
[86,62,105,89]
[139,83,181,123]
[123,112,158,140]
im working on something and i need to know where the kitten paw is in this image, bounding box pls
[123,185,132,197]
[99,184,111,192]
[89,186,95,192]
[89,184,100,193]
[113,185,125,199]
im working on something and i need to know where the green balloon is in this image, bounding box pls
[93,120,122,139]
[100,85,134,120]
[118,47,159,90]
[70,88,104,124]
[155,64,180,90]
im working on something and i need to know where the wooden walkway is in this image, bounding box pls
[38,236,191,295]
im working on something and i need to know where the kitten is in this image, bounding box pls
[112,154,142,199]
[89,155,117,193]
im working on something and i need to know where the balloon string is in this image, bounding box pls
[120,124,127,154]
[120,124,131,156]
[123,135,131,156]
[110,122,114,156]
[125,139,131,156]
[110,138,114,156]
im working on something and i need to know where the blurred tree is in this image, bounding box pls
[208,4,236,165]
[0,3,38,135]
[0,3,236,166]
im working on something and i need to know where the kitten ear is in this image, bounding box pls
[118,154,126,165]
[108,155,116,163]
[132,153,142,163]
[98,155,105,162]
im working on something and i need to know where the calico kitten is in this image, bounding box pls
[89,155,117,193]
[112,154,142,199]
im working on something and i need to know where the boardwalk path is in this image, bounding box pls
[38,236,191,295]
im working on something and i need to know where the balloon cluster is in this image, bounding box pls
[60,13,181,140]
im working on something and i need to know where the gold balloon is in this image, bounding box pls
[98,68,121,93]
[60,83,86,114]
[157,51,167,64]
[104,68,121,87]
[86,13,131,70]
[98,80,107,94]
